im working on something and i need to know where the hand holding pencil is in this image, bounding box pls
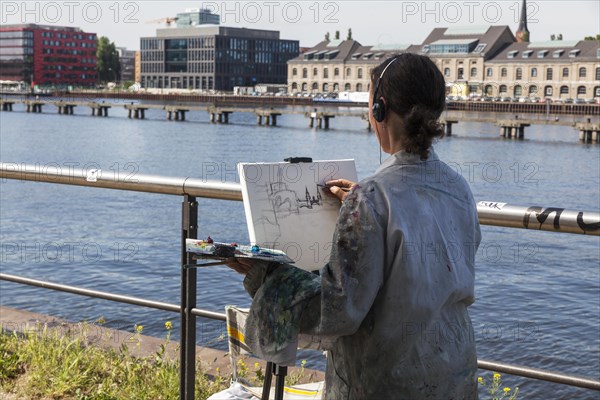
[320,179,357,202]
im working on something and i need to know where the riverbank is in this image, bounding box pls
[0,306,323,399]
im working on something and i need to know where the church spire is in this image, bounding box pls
[516,0,530,42]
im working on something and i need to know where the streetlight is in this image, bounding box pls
[108,67,117,83]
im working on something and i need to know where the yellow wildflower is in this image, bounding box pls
[503,387,511,392]
[478,377,484,384]
[136,325,143,333]
[165,321,172,331]
[254,362,261,369]
[493,372,501,380]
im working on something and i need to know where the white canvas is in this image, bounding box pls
[238,160,357,271]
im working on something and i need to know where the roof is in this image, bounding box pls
[288,40,407,64]
[487,40,600,62]
[429,38,479,45]
[420,26,515,59]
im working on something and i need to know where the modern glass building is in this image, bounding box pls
[140,26,299,91]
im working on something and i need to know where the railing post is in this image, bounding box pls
[180,195,198,400]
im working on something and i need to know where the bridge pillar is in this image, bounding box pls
[323,116,330,129]
[265,115,270,125]
[271,114,277,126]
[257,115,263,125]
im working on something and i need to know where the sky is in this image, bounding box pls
[1,1,598,50]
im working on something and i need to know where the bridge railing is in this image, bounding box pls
[1,163,599,399]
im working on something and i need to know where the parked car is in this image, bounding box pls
[564,98,574,104]
[518,97,528,103]
[530,97,541,103]
[574,98,586,104]
[499,96,511,102]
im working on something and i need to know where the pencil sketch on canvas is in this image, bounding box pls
[239,160,357,271]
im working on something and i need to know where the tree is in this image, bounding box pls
[96,36,121,83]
[584,34,600,40]
[324,32,330,41]
[335,30,340,40]
[347,28,352,40]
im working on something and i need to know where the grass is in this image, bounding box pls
[0,322,228,400]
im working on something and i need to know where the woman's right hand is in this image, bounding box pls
[326,179,357,202]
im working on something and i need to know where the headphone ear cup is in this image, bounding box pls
[372,100,386,122]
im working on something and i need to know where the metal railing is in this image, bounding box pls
[1,163,599,398]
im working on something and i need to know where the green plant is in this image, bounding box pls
[479,372,520,400]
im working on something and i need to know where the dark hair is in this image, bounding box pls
[371,53,446,160]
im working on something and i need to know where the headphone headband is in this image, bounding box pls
[371,57,398,123]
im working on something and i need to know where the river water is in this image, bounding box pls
[0,101,598,399]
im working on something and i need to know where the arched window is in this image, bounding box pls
[501,68,507,78]
[333,83,339,92]
[323,83,329,92]
[546,68,553,80]
[302,68,307,78]
[595,86,600,97]
[499,85,507,94]
[292,68,297,76]
[531,67,537,77]
[486,68,493,77]
[312,82,318,91]
[356,83,363,91]
[301,82,307,91]
[544,86,553,96]
[291,82,298,91]
[528,85,538,95]
[344,83,351,91]
[323,68,329,79]
[444,67,450,77]
[346,68,351,77]
[484,85,493,95]
[470,67,477,77]
[514,85,522,97]
[357,68,363,79]
[515,68,522,80]
[334,68,339,77]
[562,67,569,78]
[560,86,568,95]
[579,67,587,78]
[577,86,586,95]
[313,68,318,77]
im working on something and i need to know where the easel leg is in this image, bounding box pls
[274,365,288,400]
[261,361,274,400]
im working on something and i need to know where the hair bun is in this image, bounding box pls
[404,105,444,160]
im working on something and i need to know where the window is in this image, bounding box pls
[553,49,564,58]
[484,85,493,95]
[562,68,569,78]
[514,85,522,97]
[546,68,553,80]
[486,68,493,77]
[351,53,361,60]
[501,68,507,77]
[537,50,548,58]
[334,68,339,77]
[470,67,477,77]
[508,50,518,58]
[356,83,363,91]
[560,86,568,95]
[344,83,351,91]
[579,67,587,78]
[313,68,318,77]
[333,83,339,91]
[577,86,586,95]
[444,68,450,77]
[357,68,363,79]
[473,43,487,53]
[529,85,538,95]
[324,68,328,79]
[291,82,298,91]
[499,85,507,94]
[531,67,537,77]
[545,86,553,96]
[596,67,600,81]
[516,68,522,80]
[595,86,600,96]
[302,68,307,78]
[458,68,464,79]
[323,83,329,92]
[522,50,533,58]
[569,49,581,58]
[346,68,351,77]
[292,68,297,76]
[302,83,307,91]
[312,82,318,90]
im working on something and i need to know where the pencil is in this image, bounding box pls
[317,184,352,192]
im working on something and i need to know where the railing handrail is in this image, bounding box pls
[1,272,598,391]
[2,162,598,236]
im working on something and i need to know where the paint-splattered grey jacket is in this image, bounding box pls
[244,149,481,400]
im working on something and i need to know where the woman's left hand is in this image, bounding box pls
[224,257,258,275]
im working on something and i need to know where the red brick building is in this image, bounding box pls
[0,24,98,88]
